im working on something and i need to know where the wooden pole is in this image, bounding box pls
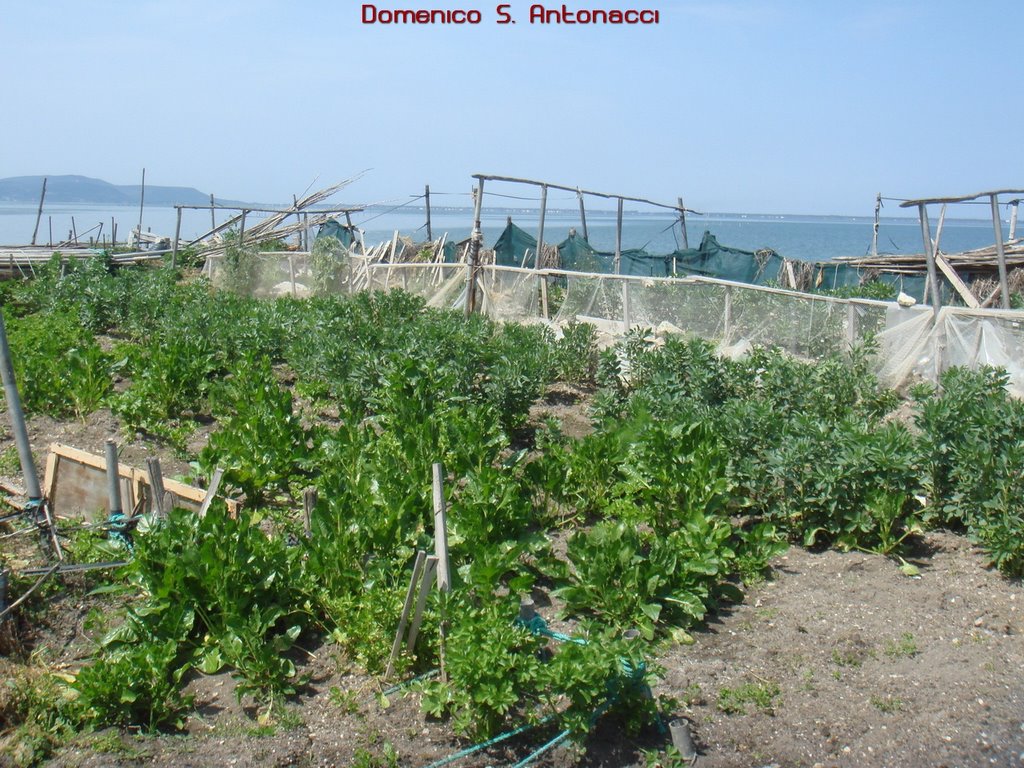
[71,217,78,245]
[137,168,146,247]
[536,184,548,270]
[110,218,115,248]
[466,181,484,316]
[872,193,881,258]
[577,188,589,242]
[918,204,942,315]
[614,197,623,275]
[677,197,689,250]
[49,217,53,248]
[146,457,168,517]
[239,210,247,247]
[1010,200,1019,241]
[210,194,216,231]
[990,194,1011,310]
[171,206,183,268]
[425,184,432,241]
[31,177,47,246]
[432,462,450,682]
[616,197,628,330]
[432,463,450,591]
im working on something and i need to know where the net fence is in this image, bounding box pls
[203,252,1024,396]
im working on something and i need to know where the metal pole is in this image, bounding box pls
[31,177,47,246]
[104,439,122,516]
[990,194,1011,310]
[0,310,41,500]
[677,197,689,250]
[577,188,589,242]
[918,204,941,315]
[466,180,485,316]
[171,206,182,268]
[425,184,433,241]
[536,184,548,270]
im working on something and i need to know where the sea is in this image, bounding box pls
[0,202,1010,263]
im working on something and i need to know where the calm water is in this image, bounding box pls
[0,203,1008,263]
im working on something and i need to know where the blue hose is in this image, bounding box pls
[421,715,555,768]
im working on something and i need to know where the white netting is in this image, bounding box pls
[477,267,540,323]
[203,254,1024,394]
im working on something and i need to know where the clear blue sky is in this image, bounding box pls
[3,1,1022,215]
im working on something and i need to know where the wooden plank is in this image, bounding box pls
[928,205,979,308]
[47,443,239,518]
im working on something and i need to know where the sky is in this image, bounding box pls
[2,1,1022,216]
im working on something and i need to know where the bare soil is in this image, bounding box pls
[2,401,1024,768]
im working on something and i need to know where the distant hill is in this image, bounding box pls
[0,175,236,206]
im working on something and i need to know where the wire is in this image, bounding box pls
[355,196,425,227]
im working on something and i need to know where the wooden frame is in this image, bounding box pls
[42,443,240,519]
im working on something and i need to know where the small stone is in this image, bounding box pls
[975,617,984,627]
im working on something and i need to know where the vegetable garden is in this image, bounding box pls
[1,254,1023,767]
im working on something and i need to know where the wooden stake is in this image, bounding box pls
[31,177,47,246]
[406,556,438,653]
[239,210,247,248]
[432,463,450,681]
[302,487,317,538]
[385,551,427,679]
[198,468,223,518]
[990,194,1011,310]
[432,464,450,591]
[1010,199,1019,241]
[614,197,623,275]
[210,193,216,230]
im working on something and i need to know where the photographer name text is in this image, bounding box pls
[361,4,661,25]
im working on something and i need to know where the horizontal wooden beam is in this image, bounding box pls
[899,189,1024,207]
[175,204,364,214]
[471,173,702,214]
